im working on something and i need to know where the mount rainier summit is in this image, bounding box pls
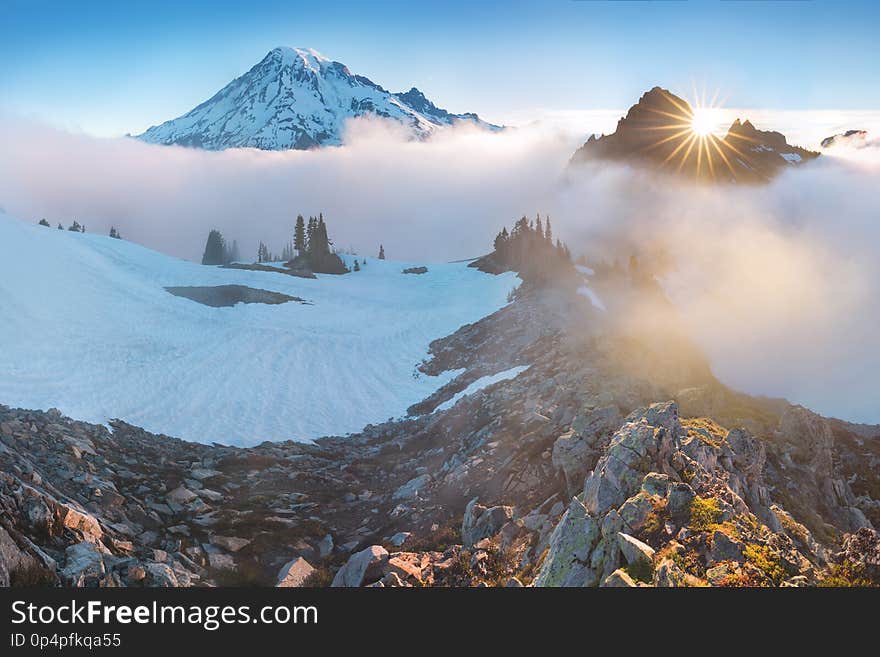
[137,47,501,150]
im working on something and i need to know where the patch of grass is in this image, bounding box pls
[623,559,653,584]
[777,512,812,547]
[818,561,879,588]
[403,521,461,553]
[743,544,794,586]
[301,566,334,588]
[681,417,727,448]
[211,559,274,587]
[688,496,723,532]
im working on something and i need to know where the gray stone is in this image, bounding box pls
[392,474,431,500]
[210,535,251,552]
[709,531,744,563]
[461,498,514,548]
[166,486,198,505]
[144,562,180,587]
[667,482,696,515]
[61,541,105,586]
[601,568,638,587]
[207,552,236,571]
[389,532,411,547]
[552,430,591,497]
[276,556,315,587]
[533,497,600,587]
[317,534,334,557]
[331,545,388,587]
[617,532,655,571]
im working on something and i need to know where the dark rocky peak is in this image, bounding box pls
[570,86,819,184]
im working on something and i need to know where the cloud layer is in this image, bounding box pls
[1,114,879,424]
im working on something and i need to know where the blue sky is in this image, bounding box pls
[2,0,878,136]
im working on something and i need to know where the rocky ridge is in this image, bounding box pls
[570,86,819,183]
[1,275,877,587]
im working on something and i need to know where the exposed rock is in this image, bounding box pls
[276,557,315,587]
[393,474,431,500]
[61,542,106,586]
[617,532,655,569]
[144,562,180,587]
[601,568,638,587]
[461,498,513,548]
[167,486,198,505]
[533,497,600,587]
[210,535,251,552]
[331,545,388,587]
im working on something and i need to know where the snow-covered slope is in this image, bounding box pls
[0,214,517,445]
[137,47,501,150]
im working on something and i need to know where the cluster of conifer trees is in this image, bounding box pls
[488,214,573,284]
[201,229,240,265]
[38,217,122,239]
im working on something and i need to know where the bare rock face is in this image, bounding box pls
[534,401,854,587]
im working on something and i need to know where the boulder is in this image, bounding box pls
[144,562,180,587]
[167,486,198,505]
[617,532,655,569]
[533,497,600,587]
[207,552,236,571]
[393,474,431,500]
[276,557,315,587]
[552,430,591,498]
[461,498,513,548]
[211,535,251,552]
[61,542,106,586]
[601,568,638,587]
[331,545,388,587]
[317,534,334,558]
[709,531,744,564]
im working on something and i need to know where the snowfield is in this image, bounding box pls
[435,366,530,412]
[0,214,517,446]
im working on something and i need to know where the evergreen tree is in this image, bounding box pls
[68,220,82,232]
[545,217,552,243]
[378,244,385,260]
[38,218,50,227]
[294,215,306,254]
[57,223,63,230]
[202,229,226,265]
[109,226,122,239]
[353,259,360,271]
[494,227,509,253]
[306,216,316,253]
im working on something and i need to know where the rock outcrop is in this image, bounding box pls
[570,86,819,183]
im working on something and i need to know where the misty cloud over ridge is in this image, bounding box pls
[1,113,879,424]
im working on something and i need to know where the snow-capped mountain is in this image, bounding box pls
[136,47,501,150]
